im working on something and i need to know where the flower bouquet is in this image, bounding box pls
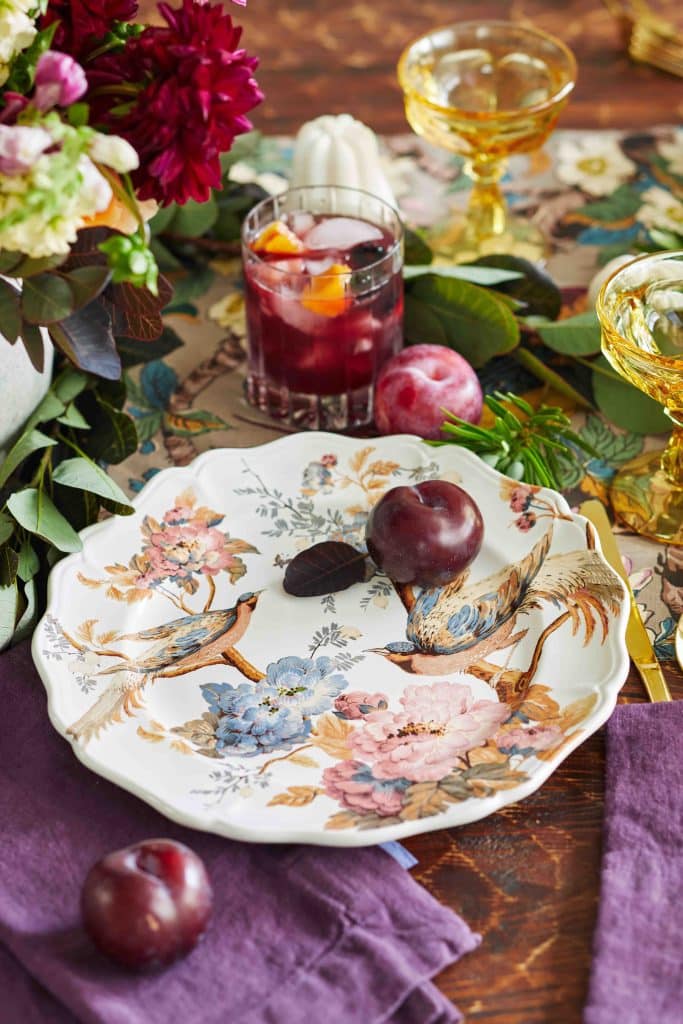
[0,0,262,647]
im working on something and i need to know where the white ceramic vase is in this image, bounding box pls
[0,328,54,456]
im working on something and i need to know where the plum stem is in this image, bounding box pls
[393,581,416,613]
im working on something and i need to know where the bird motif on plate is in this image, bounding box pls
[371,525,623,687]
[68,592,264,743]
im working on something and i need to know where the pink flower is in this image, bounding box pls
[34,52,88,111]
[334,691,388,720]
[320,454,338,467]
[351,682,509,783]
[146,524,239,578]
[0,125,52,175]
[323,760,408,817]
[495,723,563,754]
[509,486,533,513]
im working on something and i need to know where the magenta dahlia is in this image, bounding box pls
[41,1,139,59]
[88,0,263,206]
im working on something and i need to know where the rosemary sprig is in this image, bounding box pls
[431,391,598,490]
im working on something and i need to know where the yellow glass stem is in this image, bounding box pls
[465,156,508,240]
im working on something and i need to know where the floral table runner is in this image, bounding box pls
[113,126,683,668]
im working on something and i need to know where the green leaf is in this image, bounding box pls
[574,184,641,223]
[131,410,163,443]
[57,403,90,429]
[468,255,562,319]
[403,228,433,266]
[21,273,75,324]
[52,456,133,510]
[406,274,519,367]
[53,368,89,403]
[13,577,37,645]
[0,428,56,489]
[149,237,183,272]
[403,295,448,346]
[0,545,18,587]
[64,266,112,310]
[537,311,603,356]
[164,265,215,310]
[7,489,82,552]
[0,278,21,342]
[403,264,523,285]
[117,325,184,368]
[17,539,39,583]
[513,346,593,409]
[0,513,14,546]
[591,355,670,434]
[165,195,218,237]
[149,203,177,235]
[20,321,47,372]
[8,253,66,278]
[647,227,683,251]
[26,392,65,429]
[0,581,19,652]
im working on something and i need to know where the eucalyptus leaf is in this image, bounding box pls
[0,513,14,545]
[17,539,39,583]
[0,278,21,342]
[7,489,82,552]
[21,273,75,324]
[403,265,523,285]
[53,456,133,510]
[12,577,37,645]
[0,581,19,651]
[537,311,602,356]
[53,367,89,403]
[591,355,670,434]
[57,403,90,429]
[0,428,56,489]
[406,274,519,367]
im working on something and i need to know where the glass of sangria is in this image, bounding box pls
[241,185,404,430]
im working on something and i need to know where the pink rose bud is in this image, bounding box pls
[334,691,389,720]
[34,51,87,112]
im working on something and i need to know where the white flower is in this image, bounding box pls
[637,186,683,233]
[657,129,683,176]
[0,0,37,83]
[556,137,637,196]
[0,124,52,175]
[89,132,140,173]
[0,153,112,258]
[228,160,288,195]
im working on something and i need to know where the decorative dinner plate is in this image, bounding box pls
[33,433,629,846]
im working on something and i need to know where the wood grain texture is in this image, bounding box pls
[139,0,683,130]
[134,4,682,1020]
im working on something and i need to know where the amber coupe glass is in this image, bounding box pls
[597,251,683,544]
[397,21,576,263]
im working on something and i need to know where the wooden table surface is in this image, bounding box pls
[138,3,682,1020]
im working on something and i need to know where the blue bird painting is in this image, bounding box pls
[68,593,263,742]
[370,525,623,685]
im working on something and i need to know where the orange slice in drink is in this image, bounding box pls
[252,220,304,254]
[301,263,351,317]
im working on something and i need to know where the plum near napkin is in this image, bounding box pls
[584,700,683,1024]
[0,642,479,1024]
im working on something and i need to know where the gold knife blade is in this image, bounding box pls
[579,499,671,702]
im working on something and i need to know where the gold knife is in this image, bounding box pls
[579,499,671,702]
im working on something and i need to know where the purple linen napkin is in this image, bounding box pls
[584,701,683,1024]
[0,642,479,1024]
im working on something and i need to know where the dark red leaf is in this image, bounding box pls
[103,275,173,340]
[283,541,368,598]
